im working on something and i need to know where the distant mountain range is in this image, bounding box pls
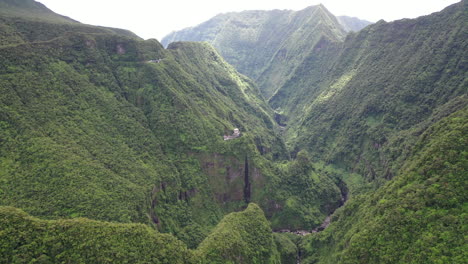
[162,5,372,99]
[336,16,374,32]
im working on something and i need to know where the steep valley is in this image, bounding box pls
[1,0,467,263]
[162,5,371,99]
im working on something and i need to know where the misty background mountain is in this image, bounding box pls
[161,5,372,99]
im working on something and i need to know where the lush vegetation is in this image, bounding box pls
[196,203,280,263]
[1,203,282,263]
[162,5,365,98]
[269,2,467,262]
[0,0,139,47]
[273,233,298,264]
[0,0,76,23]
[0,206,191,263]
[0,0,343,259]
[1,0,466,263]
[0,27,303,244]
[266,150,343,230]
[300,106,468,263]
[270,0,467,182]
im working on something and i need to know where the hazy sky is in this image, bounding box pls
[38,0,460,41]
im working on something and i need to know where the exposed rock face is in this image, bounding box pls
[223,128,241,140]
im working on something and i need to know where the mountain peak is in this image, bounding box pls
[1,0,43,8]
[302,3,330,14]
[0,0,77,23]
[161,4,347,98]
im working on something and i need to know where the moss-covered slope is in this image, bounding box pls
[0,0,346,252]
[300,106,468,264]
[271,0,467,181]
[1,203,282,263]
[0,206,191,263]
[0,0,139,46]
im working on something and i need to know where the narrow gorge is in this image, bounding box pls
[0,0,466,263]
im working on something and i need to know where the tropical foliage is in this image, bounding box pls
[161,5,361,98]
[0,0,466,263]
[300,107,468,263]
[1,203,281,263]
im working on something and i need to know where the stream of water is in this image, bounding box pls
[274,189,349,263]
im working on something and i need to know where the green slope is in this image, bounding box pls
[1,0,466,262]
[0,206,191,263]
[271,0,467,181]
[195,203,280,263]
[300,106,468,264]
[162,5,347,99]
[0,0,139,46]
[267,1,468,262]
[0,29,287,238]
[1,203,281,263]
[0,0,76,23]
[0,0,346,255]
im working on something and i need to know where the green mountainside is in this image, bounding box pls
[271,0,467,182]
[0,0,343,261]
[1,203,281,263]
[300,106,467,263]
[0,0,139,46]
[162,5,350,99]
[0,0,76,23]
[1,0,467,263]
[268,1,467,262]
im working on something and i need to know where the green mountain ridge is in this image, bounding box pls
[0,0,466,263]
[0,26,296,231]
[162,5,365,99]
[269,1,467,262]
[0,0,344,260]
[271,0,467,180]
[0,0,77,23]
[0,0,139,46]
[1,203,282,263]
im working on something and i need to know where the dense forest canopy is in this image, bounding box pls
[1,0,466,263]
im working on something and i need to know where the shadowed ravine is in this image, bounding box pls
[275,187,348,236]
[0,0,466,263]
[274,187,349,263]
